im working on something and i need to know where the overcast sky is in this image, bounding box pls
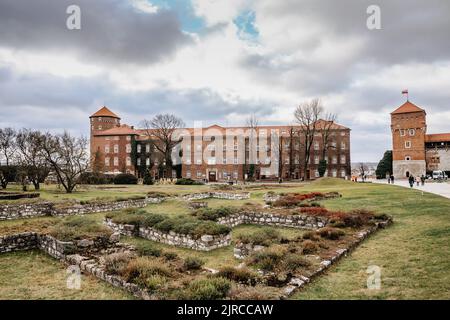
[1,0,449,162]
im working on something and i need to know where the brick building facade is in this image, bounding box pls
[90,106,351,181]
[391,101,450,177]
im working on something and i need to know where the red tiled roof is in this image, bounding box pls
[90,106,120,119]
[426,133,450,143]
[94,124,139,136]
[391,101,425,114]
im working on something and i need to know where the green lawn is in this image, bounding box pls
[0,250,133,300]
[1,178,449,299]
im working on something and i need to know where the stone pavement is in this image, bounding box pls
[372,179,450,199]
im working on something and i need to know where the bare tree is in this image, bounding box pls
[0,128,17,189]
[294,99,323,180]
[359,162,368,181]
[0,128,16,166]
[317,113,337,177]
[38,132,89,193]
[245,114,259,181]
[15,129,50,190]
[141,114,185,179]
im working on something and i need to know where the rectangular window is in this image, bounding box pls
[146,158,150,166]
[196,144,202,151]
[332,169,337,177]
[126,136,131,141]
[315,170,320,178]
[341,170,346,177]
[400,129,406,136]
[105,157,110,166]
[314,142,320,150]
[114,145,119,153]
[341,142,346,150]
[137,158,141,166]
[332,156,337,164]
[185,158,192,165]
[113,157,118,166]
[196,159,202,165]
[233,158,238,164]
[197,171,202,178]
[105,145,110,153]
[341,155,346,164]
[314,156,319,165]
[233,171,238,179]
[126,144,131,153]
[207,157,216,165]
[186,171,191,178]
[222,158,227,165]
[126,157,131,166]
[409,129,415,136]
[405,141,412,148]
[146,144,150,153]
[137,144,141,153]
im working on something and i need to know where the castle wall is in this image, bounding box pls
[393,160,426,178]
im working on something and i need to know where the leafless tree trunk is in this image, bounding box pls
[0,128,16,166]
[319,113,337,161]
[294,98,323,180]
[38,132,89,193]
[245,114,259,181]
[15,129,50,190]
[141,114,185,179]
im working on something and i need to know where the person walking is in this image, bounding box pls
[408,175,415,188]
[388,175,391,184]
[391,174,395,184]
[421,175,426,186]
[416,176,421,186]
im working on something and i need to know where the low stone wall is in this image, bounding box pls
[0,202,54,220]
[217,211,328,229]
[182,192,250,201]
[105,218,231,251]
[263,191,341,204]
[233,242,266,259]
[0,197,164,221]
[0,232,39,253]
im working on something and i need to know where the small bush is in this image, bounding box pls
[217,267,260,285]
[298,207,329,216]
[104,252,133,275]
[248,245,286,271]
[302,239,319,254]
[113,173,138,185]
[282,254,311,271]
[176,178,204,185]
[317,227,345,240]
[302,231,319,241]
[48,216,112,241]
[184,257,205,270]
[163,251,178,261]
[136,243,162,257]
[236,228,281,246]
[122,257,172,288]
[183,277,231,300]
[193,206,238,221]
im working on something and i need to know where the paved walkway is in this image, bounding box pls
[372,179,450,199]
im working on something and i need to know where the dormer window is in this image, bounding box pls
[409,129,415,136]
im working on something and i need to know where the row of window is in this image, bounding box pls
[104,144,132,153]
[400,129,416,137]
[186,171,239,179]
[182,155,347,165]
[182,142,347,152]
[314,169,347,178]
[105,157,132,166]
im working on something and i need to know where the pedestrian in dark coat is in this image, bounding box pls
[408,175,415,188]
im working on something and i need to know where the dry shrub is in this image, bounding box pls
[122,257,172,288]
[216,266,260,285]
[104,252,133,275]
[301,239,319,254]
[317,227,345,240]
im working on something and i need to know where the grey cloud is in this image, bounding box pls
[0,0,191,65]
[0,65,275,132]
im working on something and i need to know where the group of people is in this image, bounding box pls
[387,174,395,184]
[408,174,426,188]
